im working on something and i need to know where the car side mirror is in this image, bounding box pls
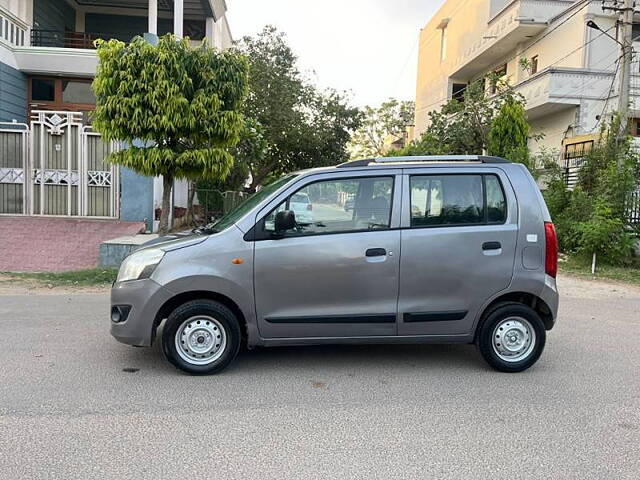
[274,210,296,234]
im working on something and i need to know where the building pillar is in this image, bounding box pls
[148,0,158,34]
[173,0,183,38]
[75,9,85,33]
[205,16,215,46]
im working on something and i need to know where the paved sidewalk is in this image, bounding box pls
[0,216,144,272]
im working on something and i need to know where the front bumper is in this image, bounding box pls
[110,278,173,347]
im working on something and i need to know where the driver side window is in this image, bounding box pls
[263,176,394,237]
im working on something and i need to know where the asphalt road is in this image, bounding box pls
[0,276,639,479]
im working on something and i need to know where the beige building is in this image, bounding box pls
[413,0,639,159]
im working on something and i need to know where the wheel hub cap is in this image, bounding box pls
[175,316,227,366]
[492,317,536,363]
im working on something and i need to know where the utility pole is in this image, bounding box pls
[617,0,634,129]
[602,0,636,139]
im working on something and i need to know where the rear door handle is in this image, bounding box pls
[482,241,502,251]
[366,248,387,257]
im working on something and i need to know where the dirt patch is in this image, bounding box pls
[556,274,640,300]
[0,273,110,295]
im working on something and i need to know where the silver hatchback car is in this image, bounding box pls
[111,155,559,374]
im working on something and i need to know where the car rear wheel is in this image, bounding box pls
[162,300,241,375]
[477,303,546,373]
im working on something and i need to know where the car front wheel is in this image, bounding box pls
[477,303,546,373]
[162,300,241,375]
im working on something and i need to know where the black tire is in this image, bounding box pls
[162,300,241,375]
[477,303,546,373]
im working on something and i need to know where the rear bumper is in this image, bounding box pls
[110,278,173,347]
[540,275,560,330]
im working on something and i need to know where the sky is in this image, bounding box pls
[226,0,446,107]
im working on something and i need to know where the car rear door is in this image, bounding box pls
[397,167,518,337]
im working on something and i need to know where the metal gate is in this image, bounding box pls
[562,139,594,188]
[0,111,119,217]
[0,121,29,214]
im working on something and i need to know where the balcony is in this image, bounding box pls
[513,67,614,119]
[30,29,125,50]
[451,0,575,79]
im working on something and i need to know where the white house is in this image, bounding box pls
[0,0,232,230]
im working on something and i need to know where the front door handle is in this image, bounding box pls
[482,241,502,251]
[366,248,387,257]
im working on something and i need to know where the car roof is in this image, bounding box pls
[293,155,511,176]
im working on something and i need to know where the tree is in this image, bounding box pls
[349,98,415,158]
[235,26,361,191]
[394,75,526,157]
[488,97,529,161]
[92,35,248,233]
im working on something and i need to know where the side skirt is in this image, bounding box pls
[257,334,474,348]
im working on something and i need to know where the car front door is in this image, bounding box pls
[397,168,518,337]
[253,171,402,339]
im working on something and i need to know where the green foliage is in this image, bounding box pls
[542,116,640,266]
[555,188,594,253]
[234,26,362,190]
[559,255,640,286]
[394,75,526,158]
[488,98,529,161]
[8,268,118,286]
[93,35,248,180]
[575,201,634,265]
[349,98,415,158]
[92,35,248,232]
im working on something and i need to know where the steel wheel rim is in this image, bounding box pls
[175,315,227,366]
[492,316,536,363]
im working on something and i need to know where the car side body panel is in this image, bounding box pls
[110,161,558,351]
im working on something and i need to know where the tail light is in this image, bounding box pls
[307,204,313,211]
[544,222,558,278]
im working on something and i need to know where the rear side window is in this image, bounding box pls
[410,174,506,227]
[485,175,507,223]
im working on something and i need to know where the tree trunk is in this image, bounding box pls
[159,175,173,235]
[186,180,197,226]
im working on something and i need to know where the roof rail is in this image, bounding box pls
[337,155,510,168]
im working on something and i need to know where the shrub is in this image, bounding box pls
[543,116,639,267]
[576,201,635,265]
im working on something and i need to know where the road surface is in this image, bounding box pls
[0,275,638,479]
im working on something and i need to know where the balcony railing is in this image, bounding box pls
[30,29,127,49]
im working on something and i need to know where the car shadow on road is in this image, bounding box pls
[235,343,485,374]
[116,339,487,376]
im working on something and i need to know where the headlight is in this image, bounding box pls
[116,248,165,283]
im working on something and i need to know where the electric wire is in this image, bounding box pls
[415,0,591,114]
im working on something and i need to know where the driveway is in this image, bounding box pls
[0,276,638,479]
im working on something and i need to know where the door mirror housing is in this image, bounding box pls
[274,210,296,234]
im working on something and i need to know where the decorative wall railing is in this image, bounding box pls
[0,111,119,218]
[0,11,28,46]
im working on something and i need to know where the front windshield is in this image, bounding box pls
[203,174,298,233]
